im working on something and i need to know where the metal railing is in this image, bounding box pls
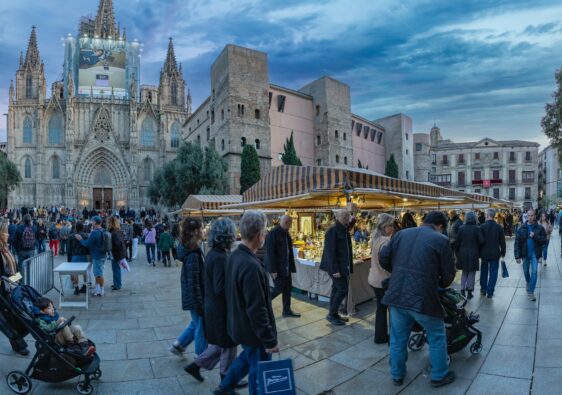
[21,251,59,295]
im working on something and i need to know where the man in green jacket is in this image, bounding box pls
[157,225,174,267]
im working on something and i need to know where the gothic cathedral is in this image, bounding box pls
[6,0,190,210]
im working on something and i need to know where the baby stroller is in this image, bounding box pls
[407,288,482,357]
[0,276,101,394]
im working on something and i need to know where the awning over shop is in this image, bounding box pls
[181,195,243,210]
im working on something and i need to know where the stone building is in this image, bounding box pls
[183,44,388,193]
[373,114,415,180]
[6,0,189,209]
[538,145,561,206]
[415,125,539,208]
[413,132,431,182]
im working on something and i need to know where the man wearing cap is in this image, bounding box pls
[75,216,106,297]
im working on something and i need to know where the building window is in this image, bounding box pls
[431,153,437,164]
[370,129,376,142]
[356,122,362,136]
[241,137,246,147]
[344,156,348,165]
[416,143,422,152]
[406,133,408,140]
[525,187,531,199]
[52,156,60,179]
[316,135,321,146]
[23,116,32,144]
[48,114,63,145]
[509,170,516,184]
[525,151,531,161]
[206,127,210,141]
[351,120,355,132]
[406,149,409,155]
[363,126,369,139]
[143,158,153,182]
[221,109,224,120]
[343,132,346,141]
[474,170,481,180]
[171,82,178,105]
[377,132,383,144]
[24,157,31,178]
[475,153,480,161]
[493,188,499,199]
[429,174,451,185]
[458,154,464,164]
[493,170,500,180]
[211,110,215,124]
[59,87,64,99]
[170,122,180,148]
[523,171,534,183]
[442,155,448,165]
[493,151,499,159]
[510,152,516,161]
[212,89,215,100]
[255,109,260,119]
[335,155,339,164]
[268,92,273,108]
[406,170,409,179]
[147,91,152,102]
[509,188,516,200]
[277,95,286,112]
[221,139,225,151]
[475,188,481,194]
[26,74,32,99]
[255,139,260,149]
[316,105,320,116]
[140,118,156,147]
[197,135,201,144]
[458,171,465,186]
[316,159,321,166]
[335,130,339,139]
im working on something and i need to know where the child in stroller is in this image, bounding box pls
[408,288,483,356]
[33,296,95,358]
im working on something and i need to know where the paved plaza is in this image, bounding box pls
[0,234,561,394]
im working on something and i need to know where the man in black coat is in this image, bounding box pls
[216,210,278,395]
[479,208,506,298]
[265,215,300,318]
[379,211,456,388]
[320,209,353,326]
[514,209,546,301]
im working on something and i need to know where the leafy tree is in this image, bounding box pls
[0,154,22,203]
[240,144,261,194]
[281,131,302,166]
[199,145,228,194]
[385,153,399,178]
[541,68,562,166]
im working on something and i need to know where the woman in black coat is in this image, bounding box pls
[183,218,247,388]
[454,211,484,299]
[108,216,127,291]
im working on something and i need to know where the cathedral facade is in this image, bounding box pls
[7,0,190,210]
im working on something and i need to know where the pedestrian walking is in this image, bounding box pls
[108,216,126,291]
[121,218,133,261]
[515,209,547,301]
[48,223,60,256]
[75,216,106,297]
[143,221,157,266]
[264,215,300,318]
[183,218,247,389]
[320,209,354,326]
[157,225,174,267]
[538,212,552,266]
[35,219,47,254]
[169,218,207,357]
[479,209,506,298]
[368,213,395,344]
[132,220,142,260]
[214,211,278,395]
[66,221,90,295]
[454,211,484,299]
[447,210,463,250]
[14,214,36,272]
[379,211,456,388]
[59,221,70,255]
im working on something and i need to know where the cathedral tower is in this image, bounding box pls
[15,26,46,104]
[158,37,186,109]
[94,0,118,39]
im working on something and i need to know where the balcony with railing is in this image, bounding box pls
[472,179,503,185]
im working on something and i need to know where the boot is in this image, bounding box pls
[467,290,474,299]
[460,290,466,297]
[184,362,204,382]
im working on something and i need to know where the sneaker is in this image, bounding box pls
[467,290,474,299]
[282,311,301,318]
[393,377,404,386]
[431,371,456,388]
[219,374,248,389]
[480,290,486,297]
[92,284,100,296]
[99,286,105,297]
[326,315,345,326]
[528,293,536,301]
[184,362,204,382]
[335,314,349,322]
[212,388,239,395]
[169,342,186,357]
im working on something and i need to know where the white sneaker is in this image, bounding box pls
[92,284,100,296]
[528,293,536,301]
[99,286,105,297]
[169,342,185,358]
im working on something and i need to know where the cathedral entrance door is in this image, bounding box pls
[93,188,113,210]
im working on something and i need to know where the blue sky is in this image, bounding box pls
[1,0,561,148]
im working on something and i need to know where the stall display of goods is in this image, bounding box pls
[292,233,371,263]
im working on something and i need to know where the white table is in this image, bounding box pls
[53,262,92,309]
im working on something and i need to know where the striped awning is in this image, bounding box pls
[227,166,511,210]
[181,195,243,211]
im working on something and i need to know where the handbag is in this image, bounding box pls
[257,352,296,395]
[501,260,509,278]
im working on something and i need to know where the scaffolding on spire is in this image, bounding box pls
[94,0,117,38]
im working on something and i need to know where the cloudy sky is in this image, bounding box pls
[0,0,561,147]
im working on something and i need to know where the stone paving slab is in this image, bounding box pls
[467,373,531,395]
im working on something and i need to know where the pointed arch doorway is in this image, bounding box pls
[92,164,113,210]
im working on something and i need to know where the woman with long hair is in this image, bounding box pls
[143,221,157,266]
[538,211,553,266]
[107,216,127,291]
[0,221,30,356]
[368,213,396,344]
[169,218,208,357]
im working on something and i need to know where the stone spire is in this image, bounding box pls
[163,37,178,74]
[94,0,117,38]
[24,26,41,69]
[19,51,24,67]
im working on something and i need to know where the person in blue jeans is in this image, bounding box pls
[75,216,106,297]
[514,209,547,301]
[66,221,90,295]
[169,218,207,357]
[379,211,456,388]
[214,211,278,395]
[479,209,506,298]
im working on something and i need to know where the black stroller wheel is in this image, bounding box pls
[408,333,424,351]
[470,341,483,355]
[76,381,93,395]
[92,368,102,380]
[6,371,32,394]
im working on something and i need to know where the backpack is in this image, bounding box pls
[21,226,35,250]
[48,228,58,240]
[97,229,112,253]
